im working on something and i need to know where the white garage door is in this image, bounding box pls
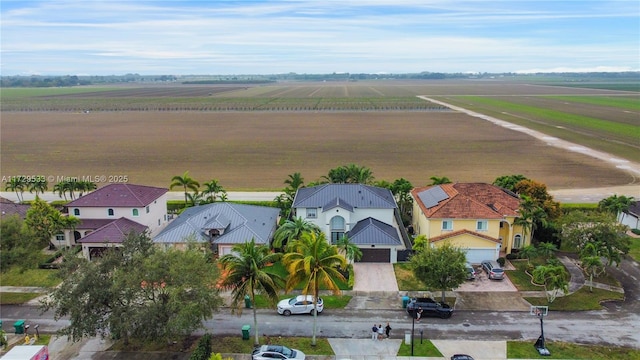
[464,248,499,264]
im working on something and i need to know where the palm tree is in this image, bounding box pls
[598,195,634,217]
[202,179,225,203]
[283,231,347,346]
[536,242,557,260]
[514,194,547,244]
[335,235,362,264]
[186,191,205,207]
[429,176,452,185]
[580,242,604,292]
[5,177,27,203]
[218,239,283,346]
[170,171,200,205]
[75,181,96,197]
[272,217,321,250]
[532,264,569,303]
[518,244,538,265]
[53,181,68,201]
[28,177,48,196]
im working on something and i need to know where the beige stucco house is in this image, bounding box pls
[411,183,527,263]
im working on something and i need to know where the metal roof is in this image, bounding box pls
[347,217,402,246]
[154,203,279,245]
[293,184,396,210]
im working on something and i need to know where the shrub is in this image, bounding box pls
[497,257,506,267]
[505,253,518,260]
[189,334,212,360]
[632,228,640,235]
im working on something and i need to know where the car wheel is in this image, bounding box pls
[283,310,291,316]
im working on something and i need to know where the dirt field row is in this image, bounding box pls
[1,111,635,191]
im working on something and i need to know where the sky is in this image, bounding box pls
[1,0,639,76]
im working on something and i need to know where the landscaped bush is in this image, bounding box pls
[38,246,82,269]
[505,253,518,260]
[497,257,506,267]
[632,228,640,235]
[189,333,212,360]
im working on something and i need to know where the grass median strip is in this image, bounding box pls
[507,340,640,359]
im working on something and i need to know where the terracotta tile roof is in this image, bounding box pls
[66,184,167,208]
[78,217,147,244]
[429,229,501,244]
[411,183,520,219]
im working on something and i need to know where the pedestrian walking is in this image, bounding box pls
[385,322,392,338]
[371,324,378,341]
[416,307,423,322]
[377,324,384,340]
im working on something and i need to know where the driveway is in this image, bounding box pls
[351,263,399,293]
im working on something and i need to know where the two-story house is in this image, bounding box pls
[410,183,525,263]
[56,183,168,259]
[291,183,409,263]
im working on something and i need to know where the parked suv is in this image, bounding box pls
[406,297,453,319]
[465,263,476,280]
[481,260,504,280]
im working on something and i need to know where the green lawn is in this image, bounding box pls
[0,267,61,287]
[508,340,640,359]
[0,292,43,305]
[628,236,640,262]
[506,260,546,291]
[397,339,443,357]
[525,287,624,311]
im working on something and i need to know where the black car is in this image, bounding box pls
[406,297,453,319]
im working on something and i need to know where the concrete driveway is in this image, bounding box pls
[352,263,399,293]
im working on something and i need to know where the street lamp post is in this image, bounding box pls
[411,312,415,356]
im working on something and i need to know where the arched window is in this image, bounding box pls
[108,208,114,216]
[330,216,345,244]
[73,208,80,216]
[514,234,522,249]
[132,209,139,216]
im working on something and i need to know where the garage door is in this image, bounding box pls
[359,248,390,262]
[464,248,499,264]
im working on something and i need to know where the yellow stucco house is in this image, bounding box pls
[410,183,527,263]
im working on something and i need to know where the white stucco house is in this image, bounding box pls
[54,183,168,259]
[291,183,409,263]
[619,201,639,230]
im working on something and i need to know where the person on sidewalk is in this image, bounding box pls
[416,307,423,322]
[385,322,392,338]
[371,324,378,341]
[377,324,384,340]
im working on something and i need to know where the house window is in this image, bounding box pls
[514,234,522,249]
[330,216,345,244]
[55,234,65,241]
[476,220,488,231]
[306,208,317,219]
[158,219,161,226]
[132,209,139,216]
[108,208,114,216]
[73,208,80,216]
[442,219,453,231]
[146,206,150,213]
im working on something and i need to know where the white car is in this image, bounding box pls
[277,295,323,316]
[252,345,305,360]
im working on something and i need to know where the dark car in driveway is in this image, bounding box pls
[406,297,453,319]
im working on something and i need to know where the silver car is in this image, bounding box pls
[481,260,504,280]
[277,295,323,316]
[252,345,306,360]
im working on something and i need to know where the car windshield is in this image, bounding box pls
[493,268,504,273]
[268,345,293,357]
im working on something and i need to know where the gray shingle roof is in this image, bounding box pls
[66,183,167,208]
[347,217,402,246]
[293,184,397,210]
[154,203,279,245]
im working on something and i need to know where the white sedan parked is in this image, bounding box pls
[277,295,323,316]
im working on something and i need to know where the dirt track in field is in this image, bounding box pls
[1,110,637,191]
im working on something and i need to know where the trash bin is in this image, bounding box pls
[404,331,411,344]
[13,320,25,334]
[242,325,251,340]
[244,295,251,308]
[402,296,410,309]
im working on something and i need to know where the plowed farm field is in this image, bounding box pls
[1,80,638,191]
